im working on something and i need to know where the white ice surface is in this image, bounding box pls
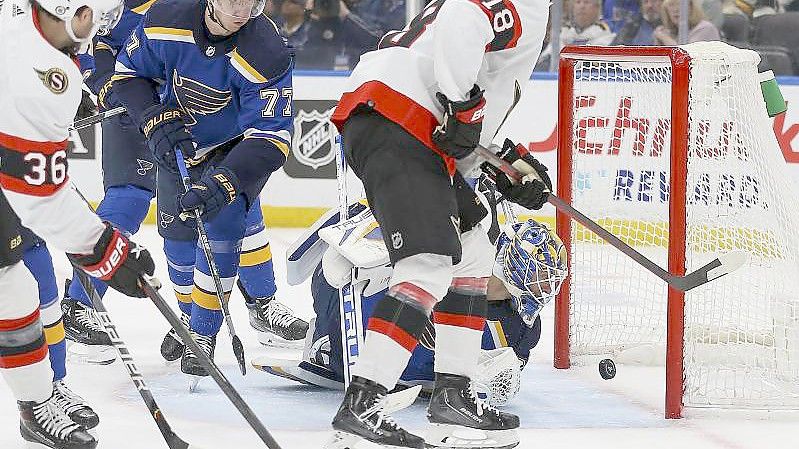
[1,227,796,449]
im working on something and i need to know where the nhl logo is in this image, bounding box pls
[205,46,215,57]
[292,109,337,170]
[391,231,403,250]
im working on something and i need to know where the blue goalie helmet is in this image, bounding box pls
[495,219,568,326]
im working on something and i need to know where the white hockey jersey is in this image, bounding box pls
[0,9,104,255]
[331,0,549,175]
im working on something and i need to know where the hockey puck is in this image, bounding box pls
[599,359,616,380]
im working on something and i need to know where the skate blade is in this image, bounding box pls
[324,431,362,449]
[424,424,519,449]
[188,375,204,393]
[66,342,116,365]
[255,331,304,349]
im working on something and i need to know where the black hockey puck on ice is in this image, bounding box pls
[599,359,616,380]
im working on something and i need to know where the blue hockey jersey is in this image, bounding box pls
[113,0,294,187]
[81,0,154,97]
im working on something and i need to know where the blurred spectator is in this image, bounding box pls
[611,0,663,44]
[278,0,311,49]
[603,0,641,32]
[654,0,721,44]
[349,0,406,35]
[702,0,724,29]
[563,0,616,46]
[294,0,383,70]
[537,0,614,69]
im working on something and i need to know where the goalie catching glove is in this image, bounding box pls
[179,167,240,221]
[141,105,196,174]
[68,223,155,298]
[484,138,552,210]
[433,84,487,159]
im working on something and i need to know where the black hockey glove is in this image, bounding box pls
[97,79,120,112]
[484,138,552,210]
[75,89,97,121]
[179,167,240,221]
[141,105,196,174]
[68,223,155,298]
[432,84,486,159]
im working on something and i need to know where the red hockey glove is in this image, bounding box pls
[68,223,155,298]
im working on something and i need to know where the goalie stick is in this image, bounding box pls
[474,145,748,292]
[174,149,247,376]
[71,269,199,449]
[334,135,365,390]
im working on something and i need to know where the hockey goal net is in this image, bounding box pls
[554,42,799,418]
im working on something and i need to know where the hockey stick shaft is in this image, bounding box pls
[174,149,247,376]
[334,136,363,390]
[139,276,282,449]
[70,106,126,131]
[474,145,747,291]
[71,269,191,449]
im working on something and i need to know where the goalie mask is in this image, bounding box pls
[495,219,568,326]
[35,0,123,46]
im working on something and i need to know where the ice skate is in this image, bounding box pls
[62,295,115,365]
[181,331,215,392]
[160,312,190,362]
[328,376,425,449]
[239,279,309,348]
[51,380,99,430]
[425,373,519,449]
[18,395,97,449]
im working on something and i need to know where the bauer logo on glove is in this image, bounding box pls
[179,167,241,221]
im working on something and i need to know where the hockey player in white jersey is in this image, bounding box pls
[0,0,155,447]
[328,0,552,446]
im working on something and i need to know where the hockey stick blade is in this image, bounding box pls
[175,148,247,376]
[70,106,126,130]
[140,275,283,449]
[474,145,748,292]
[72,269,192,449]
[669,250,749,292]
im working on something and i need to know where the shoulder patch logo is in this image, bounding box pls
[173,70,231,126]
[292,108,337,170]
[34,67,68,94]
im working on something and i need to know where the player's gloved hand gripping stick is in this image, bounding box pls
[475,144,748,292]
[175,148,247,376]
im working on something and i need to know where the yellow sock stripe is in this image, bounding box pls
[175,291,192,304]
[239,244,272,267]
[192,287,230,311]
[43,320,65,345]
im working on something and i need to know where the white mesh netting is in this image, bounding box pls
[564,42,799,409]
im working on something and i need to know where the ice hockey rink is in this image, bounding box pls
[0,226,796,449]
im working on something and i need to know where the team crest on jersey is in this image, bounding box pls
[136,159,155,176]
[172,70,231,126]
[292,108,337,170]
[159,211,175,228]
[34,67,68,94]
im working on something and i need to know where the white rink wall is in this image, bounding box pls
[66,74,799,226]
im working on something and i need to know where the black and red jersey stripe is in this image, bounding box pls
[0,132,69,196]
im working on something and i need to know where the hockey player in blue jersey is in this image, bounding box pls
[257,199,568,409]
[112,0,304,379]
[66,0,307,366]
